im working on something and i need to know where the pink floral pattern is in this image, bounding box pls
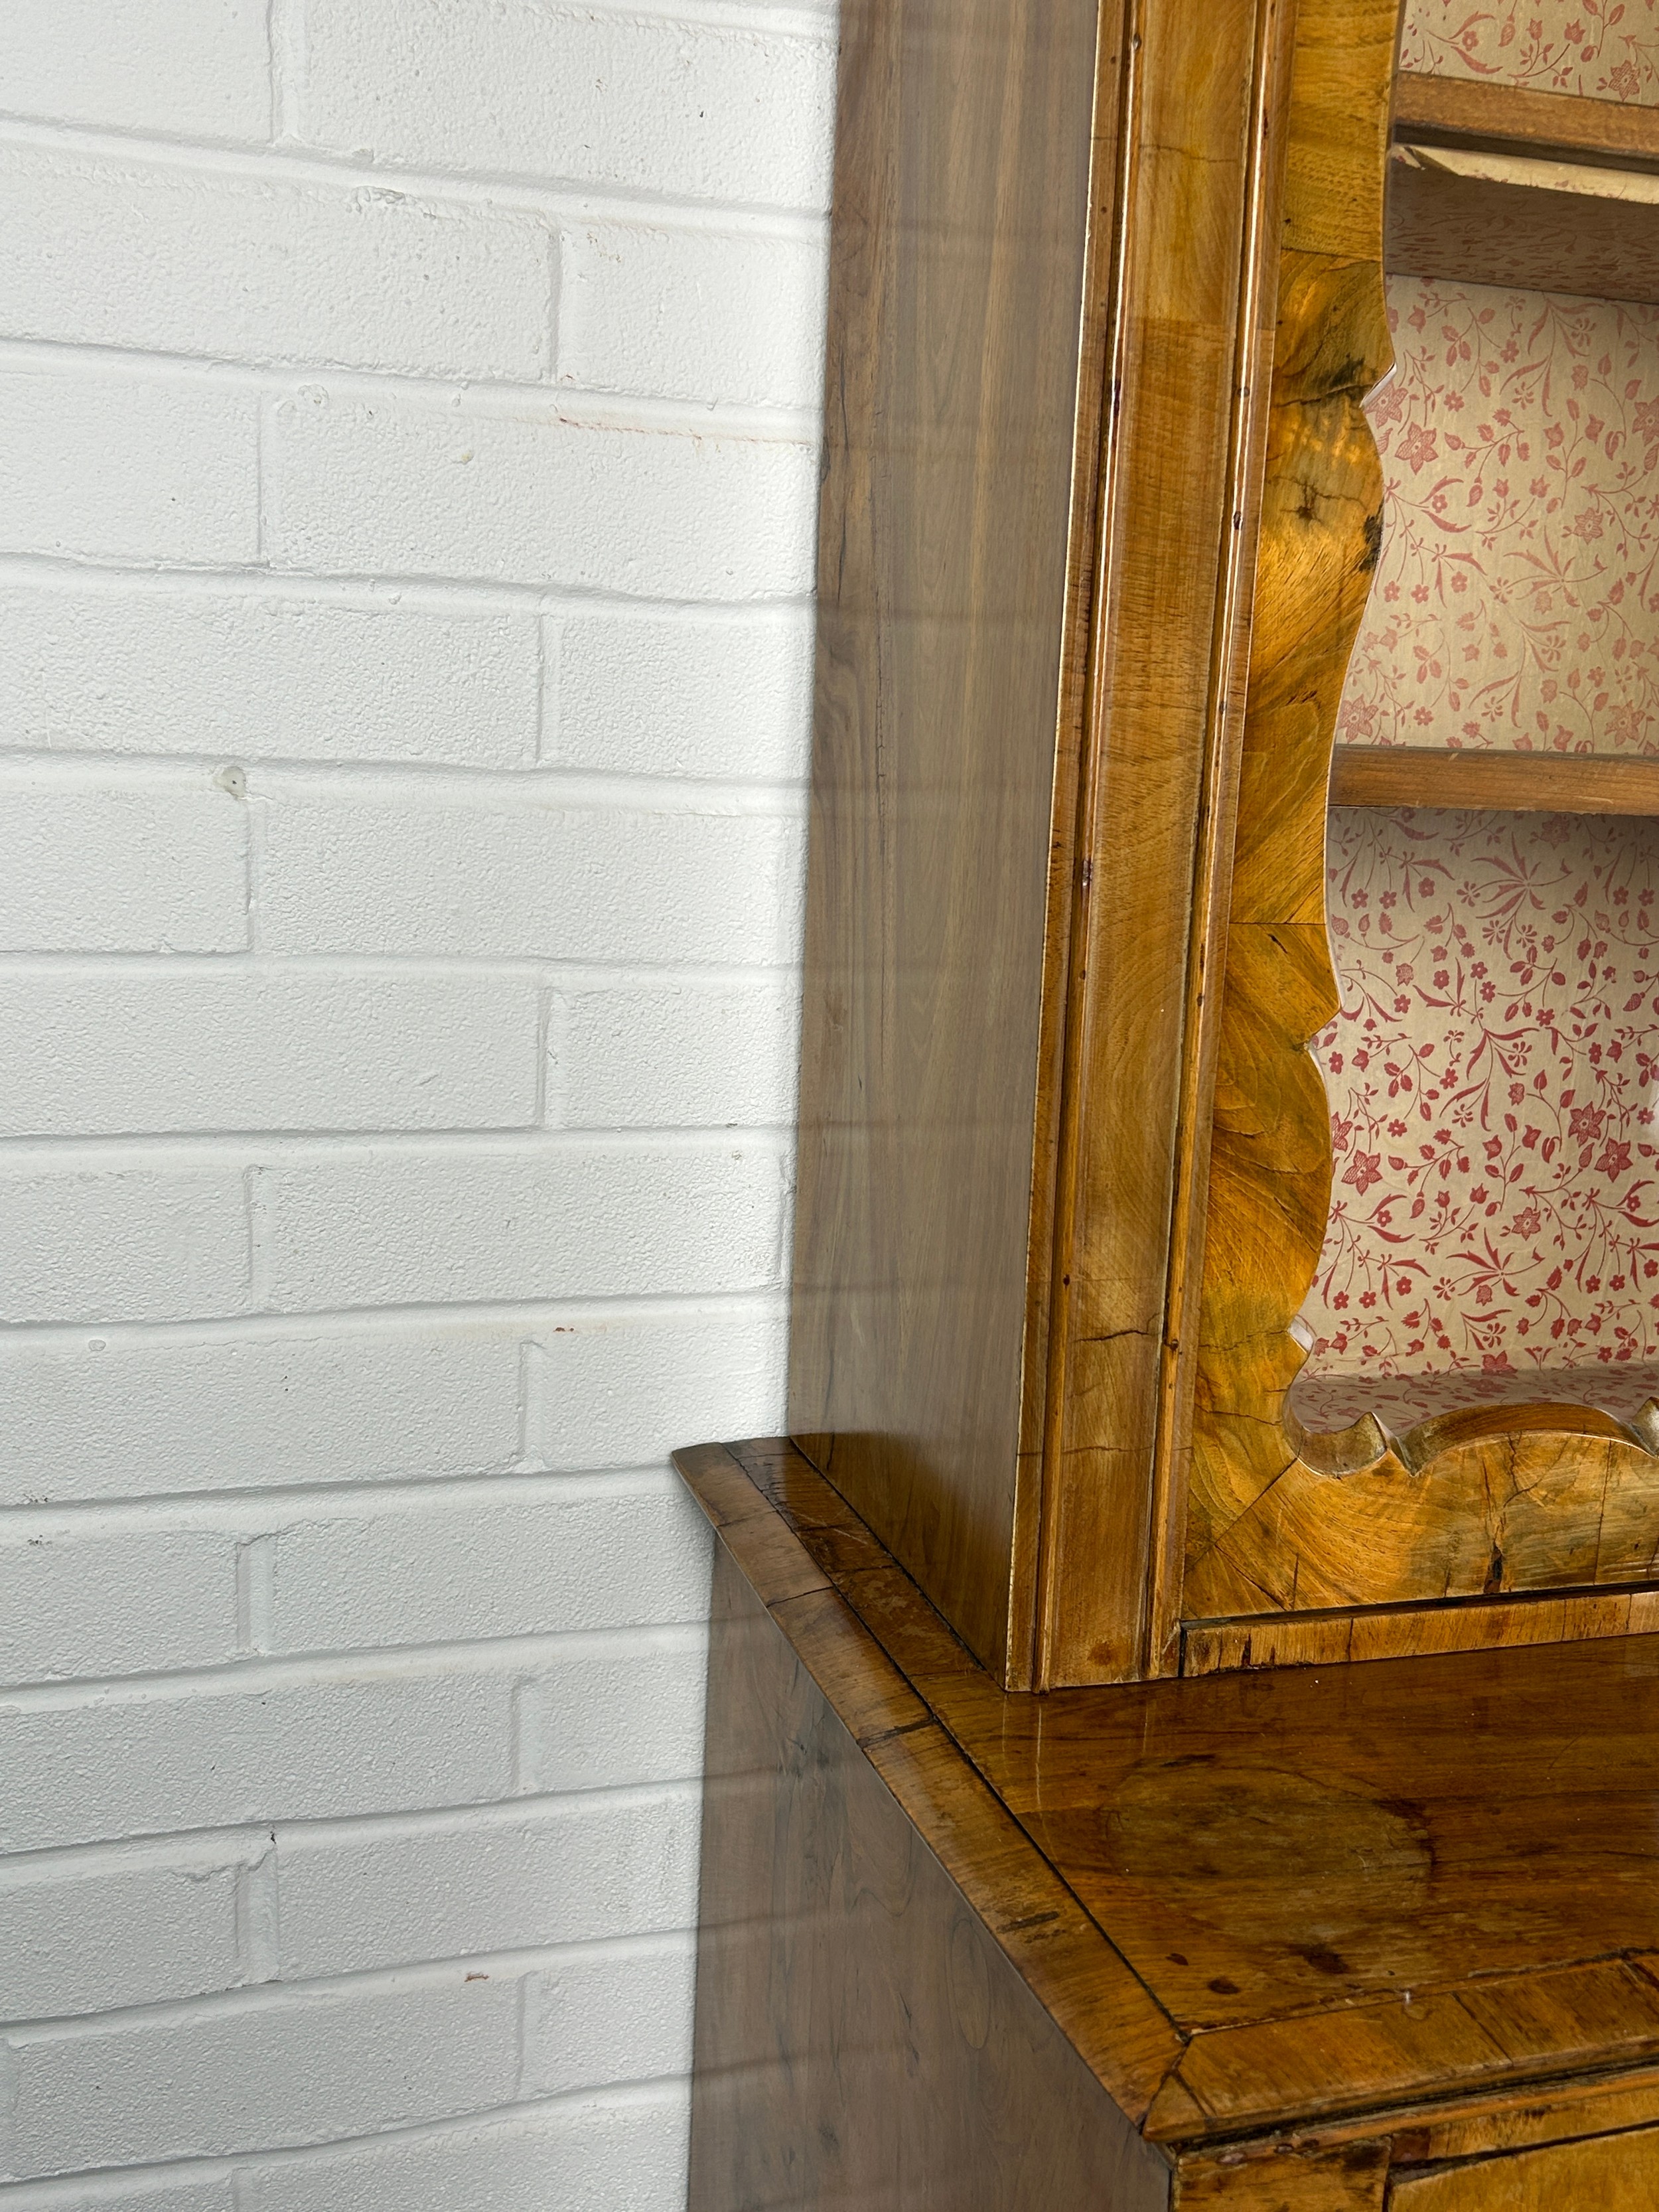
[1399,0,1659,101]
[1298,273,1659,1423]
[1295,805,1659,1422]
[1293,1357,1659,1431]
[1338,278,1659,758]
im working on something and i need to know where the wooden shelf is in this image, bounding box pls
[1388,73,1659,302]
[1331,745,1659,813]
[1394,72,1659,171]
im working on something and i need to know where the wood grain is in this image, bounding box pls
[1393,70,1659,171]
[786,0,1118,1685]
[1388,142,1659,305]
[786,0,1304,1689]
[789,0,1659,1692]
[1184,23,1659,1657]
[683,1442,1659,2192]
[689,1538,1173,2210]
[1185,0,1396,1607]
[1035,0,1297,1687]
[1390,2126,1659,2208]
[1173,2143,1388,2207]
[678,1444,1185,2132]
[1331,744,1659,813]
[1183,1414,1659,1621]
[1184,1583,1659,1674]
[1391,2065,1659,2161]
[1150,1961,1659,2138]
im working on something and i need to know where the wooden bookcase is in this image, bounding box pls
[782,0,1659,1689]
[677,9,1659,2199]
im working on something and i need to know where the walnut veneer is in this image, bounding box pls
[676,6,1659,2192]
[788,0,1659,1690]
[682,1439,1659,2208]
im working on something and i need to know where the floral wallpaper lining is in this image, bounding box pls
[1293,805,1659,1422]
[1293,271,1659,1426]
[1337,279,1659,761]
[1293,1357,1659,1430]
[1399,0,1659,104]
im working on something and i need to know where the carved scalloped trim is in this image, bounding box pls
[1174,0,1659,1634]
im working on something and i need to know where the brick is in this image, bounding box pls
[0,969,540,1136]
[0,582,540,767]
[9,1976,520,2175]
[0,1325,524,1507]
[0,1844,246,2018]
[553,978,799,1128]
[0,147,551,379]
[0,2182,234,2212]
[265,385,817,600]
[260,793,802,966]
[0,1524,235,1683]
[241,2089,691,2212]
[0,1168,251,1325]
[0,1664,514,1851]
[299,0,834,209]
[275,1785,700,1976]
[559,220,826,408]
[0,780,246,952]
[265,1143,788,1310]
[518,1631,708,1795]
[0,368,258,566]
[268,1475,709,1653]
[522,1937,695,2096]
[532,1304,787,1474]
[0,0,270,140]
[546,609,812,782]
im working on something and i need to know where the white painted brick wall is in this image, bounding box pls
[0,970,543,1132]
[265,1475,711,1651]
[275,1787,701,1975]
[299,0,835,206]
[522,1938,697,2096]
[0,1841,250,2018]
[0,1167,251,1323]
[0,1525,236,1680]
[0,0,271,141]
[0,581,543,766]
[11,1976,525,2174]
[0,0,830,2197]
[239,2092,691,2212]
[547,609,814,782]
[558,222,826,407]
[0,148,555,378]
[265,386,818,597]
[0,365,261,565]
[258,792,802,963]
[0,774,248,951]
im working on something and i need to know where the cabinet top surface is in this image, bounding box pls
[679,1436,1659,2147]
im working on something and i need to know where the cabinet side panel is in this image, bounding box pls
[787,0,1112,1682]
[688,1542,1171,2212]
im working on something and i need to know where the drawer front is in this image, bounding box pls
[1391,2122,1659,2209]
